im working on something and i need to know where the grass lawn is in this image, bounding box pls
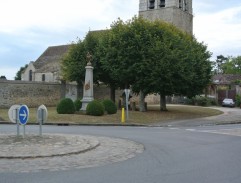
[0,105,222,125]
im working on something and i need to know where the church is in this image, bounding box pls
[21,0,193,82]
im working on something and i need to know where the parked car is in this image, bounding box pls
[222,98,235,107]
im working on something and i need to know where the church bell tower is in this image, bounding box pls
[139,0,193,35]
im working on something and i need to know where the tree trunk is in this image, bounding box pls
[139,90,146,112]
[110,86,116,103]
[160,94,168,111]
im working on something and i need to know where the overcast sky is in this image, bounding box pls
[0,0,241,80]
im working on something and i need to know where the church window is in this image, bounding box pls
[179,0,188,11]
[149,0,155,9]
[42,74,45,82]
[179,0,182,8]
[29,70,32,81]
[184,0,188,11]
[159,0,165,7]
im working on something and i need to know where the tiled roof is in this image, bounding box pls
[34,45,71,73]
[212,74,241,85]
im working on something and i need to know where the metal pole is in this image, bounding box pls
[39,109,43,136]
[15,108,20,136]
[126,92,129,121]
[23,125,25,138]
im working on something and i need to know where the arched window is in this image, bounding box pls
[29,70,32,81]
[42,74,45,82]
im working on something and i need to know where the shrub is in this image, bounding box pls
[210,98,217,106]
[185,98,195,105]
[194,96,211,106]
[235,95,241,107]
[102,99,117,114]
[86,100,105,116]
[57,98,75,114]
[74,98,82,111]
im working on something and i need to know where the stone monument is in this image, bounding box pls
[81,52,94,111]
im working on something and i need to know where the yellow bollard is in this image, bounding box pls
[121,107,125,123]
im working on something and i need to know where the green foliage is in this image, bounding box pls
[102,99,117,114]
[57,98,76,114]
[234,80,241,85]
[86,100,105,116]
[74,98,82,111]
[61,16,212,111]
[213,55,241,74]
[235,95,241,107]
[185,98,195,105]
[209,98,217,106]
[193,96,211,107]
[15,64,28,80]
[186,97,216,106]
[61,41,86,84]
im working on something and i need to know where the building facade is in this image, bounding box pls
[21,45,70,82]
[139,0,193,34]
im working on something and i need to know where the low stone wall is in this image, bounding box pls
[0,80,122,108]
[0,80,64,108]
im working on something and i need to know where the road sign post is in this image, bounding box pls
[16,108,20,136]
[18,105,29,125]
[18,105,29,137]
[37,105,48,136]
[124,89,130,121]
[8,105,21,136]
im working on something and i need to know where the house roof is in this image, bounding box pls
[213,74,241,85]
[34,45,71,73]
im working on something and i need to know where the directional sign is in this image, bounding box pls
[18,105,29,125]
[8,105,20,123]
[37,105,48,124]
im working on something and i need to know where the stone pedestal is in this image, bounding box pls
[81,62,94,111]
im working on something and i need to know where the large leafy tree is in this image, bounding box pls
[61,31,104,85]
[61,31,119,101]
[100,16,212,111]
[62,16,212,111]
[61,39,86,85]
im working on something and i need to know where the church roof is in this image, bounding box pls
[34,45,71,73]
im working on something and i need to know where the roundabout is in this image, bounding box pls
[0,133,144,173]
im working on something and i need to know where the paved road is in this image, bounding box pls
[1,123,241,183]
[156,106,241,127]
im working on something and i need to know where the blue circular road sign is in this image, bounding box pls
[18,105,29,125]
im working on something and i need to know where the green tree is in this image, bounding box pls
[212,55,228,74]
[100,16,212,111]
[0,76,6,79]
[61,31,119,102]
[221,56,241,74]
[15,64,28,80]
[61,39,87,85]
[62,16,212,111]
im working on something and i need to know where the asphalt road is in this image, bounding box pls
[1,123,241,183]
